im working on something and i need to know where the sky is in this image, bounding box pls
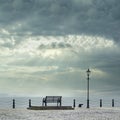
[0,0,120,97]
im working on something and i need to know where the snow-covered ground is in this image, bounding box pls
[0,108,120,120]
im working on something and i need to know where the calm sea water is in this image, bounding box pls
[0,96,120,109]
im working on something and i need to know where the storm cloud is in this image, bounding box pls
[0,0,120,97]
[0,0,120,40]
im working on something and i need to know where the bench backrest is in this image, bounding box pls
[45,96,62,102]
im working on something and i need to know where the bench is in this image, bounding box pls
[42,96,62,106]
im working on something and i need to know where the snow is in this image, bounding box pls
[0,108,120,120]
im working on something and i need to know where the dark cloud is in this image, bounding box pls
[0,0,120,42]
[38,42,72,49]
[0,0,120,96]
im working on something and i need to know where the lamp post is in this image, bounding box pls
[86,68,91,108]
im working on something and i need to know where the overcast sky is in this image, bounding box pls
[0,0,120,97]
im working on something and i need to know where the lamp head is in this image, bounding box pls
[86,68,91,76]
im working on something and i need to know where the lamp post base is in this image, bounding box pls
[87,99,89,108]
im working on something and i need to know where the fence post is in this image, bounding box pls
[29,99,31,107]
[73,99,76,108]
[13,99,15,109]
[112,99,114,107]
[100,99,102,107]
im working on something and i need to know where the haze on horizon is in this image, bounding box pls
[0,0,120,97]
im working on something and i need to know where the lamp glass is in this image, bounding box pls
[86,69,91,76]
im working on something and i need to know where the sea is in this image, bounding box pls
[0,96,120,109]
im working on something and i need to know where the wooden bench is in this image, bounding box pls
[42,96,62,106]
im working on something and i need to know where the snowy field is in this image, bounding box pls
[0,108,120,120]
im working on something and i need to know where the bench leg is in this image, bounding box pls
[60,101,62,106]
[45,102,47,106]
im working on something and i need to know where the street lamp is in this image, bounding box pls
[86,68,91,108]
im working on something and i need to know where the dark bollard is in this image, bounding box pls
[73,99,76,108]
[13,99,15,109]
[29,99,31,107]
[78,104,83,107]
[100,99,102,107]
[112,99,114,107]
